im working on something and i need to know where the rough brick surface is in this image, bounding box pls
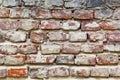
[0,0,120,79]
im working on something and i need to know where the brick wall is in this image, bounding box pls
[0,0,120,80]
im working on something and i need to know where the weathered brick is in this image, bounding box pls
[106,0,120,7]
[52,9,72,19]
[26,54,56,64]
[19,19,39,31]
[0,54,4,64]
[0,44,18,55]
[104,43,120,52]
[110,67,120,77]
[45,0,63,9]
[31,8,51,18]
[81,43,103,53]
[10,8,30,18]
[113,8,120,19]
[41,44,61,54]
[29,66,49,79]
[4,55,26,65]
[81,21,101,31]
[41,20,61,30]
[69,32,87,42]
[100,20,120,30]
[0,69,7,78]
[75,54,96,65]
[48,66,69,77]
[95,8,113,19]
[0,8,10,18]
[62,43,81,54]
[90,67,109,77]
[87,0,105,8]
[70,67,90,77]
[5,31,26,42]
[62,20,80,30]
[88,31,106,42]
[56,54,74,64]
[107,32,120,42]
[0,20,19,30]
[2,0,22,7]
[96,53,118,65]
[30,30,47,43]
[0,33,5,43]
[74,10,94,19]
[48,31,69,41]
[65,0,86,8]
[18,43,38,54]
[22,0,38,6]
[8,67,27,77]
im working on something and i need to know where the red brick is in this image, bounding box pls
[74,10,94,19]
[0,44,18,55]
[107,32,120,42]
[90,67,109,77]
[4,55,26,65]
[41,20,61,29]
[26,55,56,64]
[31,8,51,18]
[0,69,7,78]
[81,43,104,53]
[81,21,101,31]
[97,53,118,65]
[52,9,72,19]
[48,66,69,77]
[18,43,38,54]
[0,8,10,18]
[48,31,69,41]
[62,43,81,54]
[8,68,27,77]
[75,54,96,65]
[30,30,47,43]
[88,31,106,42]
[10,8,30,18]
[70,67,90,77]
[100,20,120,30]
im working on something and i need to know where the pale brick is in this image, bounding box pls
[0,69,7,78]
[8,67,28,77]
[69,32,87,42]
[29,66,49,78]
[81,21,101,31]
[41,44,61,54]
[4,55,26,65]
[74,10,94,19]
[113,8,120,19]
[90,68,109,77]
[106,0,120,7]
[81,43,104,53]
[97,53,118,65]
[70,67,90,77]
[48,31,69,41]
[48,66,69,77]
[62,20,80,30]
[30,30,47,43]
[62,43,81,54]
[75,54,96,65]
[52,9,72,19]
[10,8,30,18]
[41,20,61,30]
[26,54,56,64]
[56,54,74,64]
[0,54,4,64]
[31,8,51,18]
[18,43,38,54]
[104,43,120,52]
[0,8,10,18]
[0,44,18,55]
[6,31,26,42]
[88,31,106,42]
[107,32,120,42]
[110,67,120,77]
